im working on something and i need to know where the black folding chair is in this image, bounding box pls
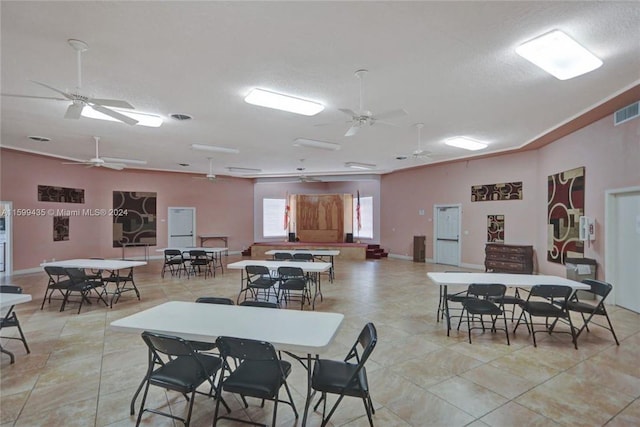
[42,266,72,310]
[567,279,619,345]
[136,331,229,426]
[458,283,510,345]
[237,265,278,304]
[311,322,377,427]
[213,336,297,426]
[63,267,109,314]
[0,285,31,363]
[161,249,188,278]
[514,284,578,349]
[277,266,311,310]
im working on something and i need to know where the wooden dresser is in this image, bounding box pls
[485,243,534,274]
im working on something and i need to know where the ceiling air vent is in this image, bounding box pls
[614,101,639,126]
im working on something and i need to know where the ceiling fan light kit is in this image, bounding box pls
[190,144,240,154]
[345,161,376,170]
[293,138,341,151]
[444,136,488,151]
[516,30,602,80]
[244,88,324,116]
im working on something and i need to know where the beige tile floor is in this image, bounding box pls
[1,256,639,426]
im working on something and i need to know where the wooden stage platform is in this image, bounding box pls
[251,241,368,260]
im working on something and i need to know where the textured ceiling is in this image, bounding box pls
[1,1,639,179]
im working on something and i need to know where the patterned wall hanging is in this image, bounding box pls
[547,167,585,263]
[487,215,505,242]
[113,191,157,247]
[53,216,69,241]
[471,182,522,201]
[38,185,85,203]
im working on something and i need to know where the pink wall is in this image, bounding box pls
[381,152,539,263]
[0,150,254,271]
[381,114,640,277]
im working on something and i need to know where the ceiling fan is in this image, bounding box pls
[335,69,408,137]
[194,158,223,182]
[10,39,138,125]
[412,123,431,160]
[63,136,129,170]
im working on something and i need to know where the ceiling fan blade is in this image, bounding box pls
[65,103,84,119]
[338,108,358,118]
[1,93,66,101]
[345,123,361,137]
[30,80,74,100]
[62,161,92,165]
[90,98,134,109]
[101,163,125,170]
[90,104,138,125]
[374,108,408,121]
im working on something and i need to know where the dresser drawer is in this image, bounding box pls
[485,243,534,274]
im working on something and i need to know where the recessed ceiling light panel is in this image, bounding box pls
[444,136,488,151]
[227,167,262,173]
[345,162,376,170]
[516,30,603,80]
[81,108,163,127]
[293,138,341,151]
[244,88,324,116]
[191,144,240,154]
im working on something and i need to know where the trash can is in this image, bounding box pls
[565,257,597,299]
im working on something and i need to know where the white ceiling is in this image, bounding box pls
[1,1,639,179]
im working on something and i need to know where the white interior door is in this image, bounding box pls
[609,190,640,313]
[168,207,196,247]
[434,205,461,266]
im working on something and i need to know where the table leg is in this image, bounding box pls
[302,353,314,426]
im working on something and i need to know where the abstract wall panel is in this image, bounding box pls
[113,191,157,247]
[547,167,585,263]
[471,182,522,201]
[38,185,85,203]
[53,216,69,241]
[487,215,505,242]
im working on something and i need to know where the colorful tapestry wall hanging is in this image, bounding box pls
[113,191,157,247]
[487,215,505,242]
[38,185,85,203]
[547,167,585,264]
[53,216,69,241]
[471,182,522,202]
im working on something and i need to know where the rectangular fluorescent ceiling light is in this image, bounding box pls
[81,108,163,127]
[101,157,147,165]
[244,88,324,116]
[516,30,603,80]
[293,138,340,151]
[444,136,488,151]
[227,167,262,173]
[345,162,376,170]
[191,144,240,154]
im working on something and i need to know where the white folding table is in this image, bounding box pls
[0,292,32,363]
[157,247,227,274]
[427,272,591,330]
[110,301,344,425]
[264,249,339,282]
[41,259,146,307]
[227,260,332,308]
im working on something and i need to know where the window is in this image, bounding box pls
[263,198,287,238]
[353,196,373,239]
